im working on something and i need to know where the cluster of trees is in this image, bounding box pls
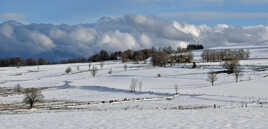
[88,44,201,64]
[0,44,202,67]
[152,50,194,67]
[0,57,49,67]
[170,51,193,64]
[88,49,154,63]
[187,44,204,50]
[201,49,250,62]
[207,59,242,86]
[151,51,169,67]
[60,58,87,64]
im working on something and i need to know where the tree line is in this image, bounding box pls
[0,44,203,67]
[201,48,249,62]
[0,57,50,67]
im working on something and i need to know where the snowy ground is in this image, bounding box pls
[1,108,268,129]
[1,45,268,129]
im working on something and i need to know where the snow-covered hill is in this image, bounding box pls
[0,46,268,129]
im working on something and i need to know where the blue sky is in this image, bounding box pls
[1,0,268,25]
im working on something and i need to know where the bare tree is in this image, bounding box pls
[222,59,240,73]
[90,65,98,77]
[65,67,72,74]
[207,71,217,86]
[201,49,250,62]
[139,81,143,92]
[174,84,179,95]
[130,78,138,92]
[124,64,128,71]
[88,63,92,70]
[14,84,23,93]
[23,88,44,108]
[234,66,242,83]
[77,65,80,72]
[100,62,104,69]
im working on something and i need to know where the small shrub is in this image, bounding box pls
[14,84,23,93]
[166,97,173,100]
[108,68,112,74]
[192,62,197,68]
[65,67,72,74]
[123,98,129,101]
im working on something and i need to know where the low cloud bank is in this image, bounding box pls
[0,14,268,60]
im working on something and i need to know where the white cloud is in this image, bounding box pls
[139,33,152,48]
[99,30,138,51]
[159,11,268,21]
[28,32,55,49]
[173,22,200,37]
[0,23,14,38]
[70,28,97,43]
[0,14,268,60]
[0,13,25,21]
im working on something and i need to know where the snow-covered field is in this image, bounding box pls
[1,46,268,129]
[1,108,268,129]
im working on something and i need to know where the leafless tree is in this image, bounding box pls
[14,84,23,93]
[139,81,143,92]
[174,84,179,95]
[222,59,240,73]
[130,78,138,92]
[124,64,128,71]
[234,66,243,83]
[100,62,104,69]
[90,65,98,77]
[207,71,217,86]
[201,49,250,62]
[88,63,92,70]
[77,65,80,72]
[23,88,44,108]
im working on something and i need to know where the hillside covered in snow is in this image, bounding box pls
[0,45,268,129]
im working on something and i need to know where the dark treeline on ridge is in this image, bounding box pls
[0,44,204,67]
